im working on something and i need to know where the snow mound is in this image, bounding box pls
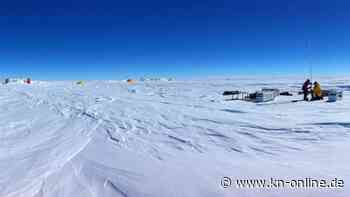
[0,77,349,197]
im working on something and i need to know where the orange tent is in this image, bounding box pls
[127,79,136,84]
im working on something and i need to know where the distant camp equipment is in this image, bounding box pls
[321,90,330,97]
[328,89,343,102]
[127,79,136,84]
[262,88,280,97]
[223,91,249,100]
[223,91,251,101]
[3,78,30,84]
[249,92,257,100]
[26,78,31,84]
[76,81,84,85]
[255,88,280,103]
[223,88,279,103]
[256,91,276,103]
[280,91,293,96]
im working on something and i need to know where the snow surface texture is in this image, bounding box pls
[0,76,349,197]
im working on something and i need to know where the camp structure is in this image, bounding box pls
[223,91,250,101]
[255,88,280,103]
[327,89,343,102]
[3,78,32,85]
[127,79,136,84]
[261,88,280,98]
[223,88,280,103]
[255,90,276,103]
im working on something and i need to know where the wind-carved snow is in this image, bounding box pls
[0,77,349,197]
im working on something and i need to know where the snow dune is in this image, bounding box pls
[0,77,349,197]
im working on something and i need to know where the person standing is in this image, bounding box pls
[302,79,311,101]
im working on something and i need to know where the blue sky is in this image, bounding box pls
[0,0,349,80]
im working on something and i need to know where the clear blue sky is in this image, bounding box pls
[0,0,349,80]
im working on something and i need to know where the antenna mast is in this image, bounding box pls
[307,40,313,81]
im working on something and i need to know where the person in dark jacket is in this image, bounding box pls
[302,79,311,101]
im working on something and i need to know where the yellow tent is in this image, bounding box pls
[76,81,84,85]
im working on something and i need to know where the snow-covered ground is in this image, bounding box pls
[0,76,349,197]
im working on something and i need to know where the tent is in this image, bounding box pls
[127,79,136,84]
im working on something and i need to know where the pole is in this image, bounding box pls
[307,40,313,82]
[310,62,313,82]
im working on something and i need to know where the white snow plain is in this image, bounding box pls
[0,76,349,197]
